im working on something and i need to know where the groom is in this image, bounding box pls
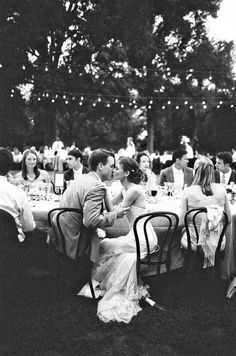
[49,149,129,292]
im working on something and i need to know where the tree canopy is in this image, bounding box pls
[0,0,235,152]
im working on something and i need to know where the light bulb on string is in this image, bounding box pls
[115,98,119,103]
[68,68,72,74]
[189,105,193,110]
[134,105,137,109]
[107,103,110,107]
[65,100,69,104]
[167,100,171,105]
[80,96,84,101]
[22,65,26,70]
[45,66,48,72]
[149,100,153,104]
[46,93,49,98]
[38,97,41,101]
[79,102,83,105]
[219,101,223,105]
[98,97,101,102]
[162,105,166,110]
[63,94,66,99]
[217,104,220,109]
[230,104,234,108]
[176,105,179,110]
[55,94,58,99]
[51,99,55,103]
[10,94,14,98]
[93,102,96,107]
[202,100,206,105]
[184,100,188,105]
[203,104,207,109]
[148,105,152,109]
[11,89,14,93]
[121,104,124,108]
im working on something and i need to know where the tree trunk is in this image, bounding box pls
[147,108,154,153]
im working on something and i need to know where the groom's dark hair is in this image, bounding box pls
[88,149,115,171]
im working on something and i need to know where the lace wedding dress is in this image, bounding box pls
[93,205,158,323]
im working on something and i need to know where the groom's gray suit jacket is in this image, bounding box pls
[49,171,117,262]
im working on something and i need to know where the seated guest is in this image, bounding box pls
[0,148,35,241]
[180,157,231,255]
[64,148,89,182]
[136,151,157,189]
[159,148,194,188]
[215,151,236,185]
[15,148,50,184]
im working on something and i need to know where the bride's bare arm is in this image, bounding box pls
[121,187,139,208]
[111,191,123,206]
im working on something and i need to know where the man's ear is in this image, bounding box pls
[124,171,130,177]
[98,162,103,171]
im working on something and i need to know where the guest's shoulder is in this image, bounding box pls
[15,171,22,179]
[160,166,172,174]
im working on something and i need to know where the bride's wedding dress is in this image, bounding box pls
[92,205,158,323]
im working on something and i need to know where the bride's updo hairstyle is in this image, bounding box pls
[118,157,143,184]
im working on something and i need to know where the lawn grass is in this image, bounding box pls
[1,265,236,356]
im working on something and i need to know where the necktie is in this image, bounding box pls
[222,174,226,185]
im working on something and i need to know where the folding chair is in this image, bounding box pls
[133,211,179,303]
[48,208,95,298]
[184,207,228,284]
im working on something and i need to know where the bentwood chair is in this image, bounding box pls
[48,208,95,298]
[133,211,179,303]
[184,207,228,284]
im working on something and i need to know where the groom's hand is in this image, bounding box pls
[115,206,130,218]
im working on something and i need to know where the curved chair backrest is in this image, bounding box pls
[184,207,228,258]
[48,208,83,254]
[133,211,179,277]
[47,207,95,298]
[0,208,19,254]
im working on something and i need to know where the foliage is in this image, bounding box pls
[0,0,235,152]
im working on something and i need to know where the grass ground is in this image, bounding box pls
[1,260,236,356]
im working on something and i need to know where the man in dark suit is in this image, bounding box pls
[159,148,194,188]
[215,151,236,185]
[64,148,89,182]
[49,149,129,293]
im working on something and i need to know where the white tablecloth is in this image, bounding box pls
[30,200,59,231]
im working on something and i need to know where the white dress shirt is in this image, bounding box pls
[220,169,231,185]
[172,165,184,188]
[73,166,83,178]
[0,176,35,241]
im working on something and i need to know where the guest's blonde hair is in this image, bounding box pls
[192,157,214,196]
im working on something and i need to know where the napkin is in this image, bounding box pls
[226,277,236,299]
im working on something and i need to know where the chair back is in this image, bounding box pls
[133,211,179,277]
[48,207,95,298]
[0,208,19,255]
[48,208,83,254]
[184,207,228,261]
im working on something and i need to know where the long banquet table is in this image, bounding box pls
[30,196,236,279]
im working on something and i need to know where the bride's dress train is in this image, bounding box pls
[79,206,158,323]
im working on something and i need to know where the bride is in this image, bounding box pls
[79,156,158,323]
